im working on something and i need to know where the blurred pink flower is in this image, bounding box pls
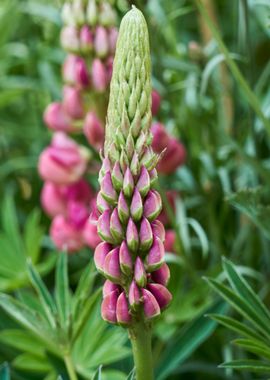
[50,214,84,253]
[92,58,107,92]
[62,54,90,87]
[44,102,73,132]
[63,86,84,120]
[164,229,176,253]
[83,111,104,150]
[38,132,89,185]
[151,90,161,116]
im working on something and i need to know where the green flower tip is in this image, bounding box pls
[105,5,152,158]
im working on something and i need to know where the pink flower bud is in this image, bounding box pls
[92,58,107,92]
[151,90,161,116]
[99,157,111,178]
[60,26,80,52]
[94,26,109,58]
[108,27,118,53]
[101,289,118,323]
[44,102,73,132]
[50,215,84,253]
[126,218,139,252]
[103,280,120,298]
[97,209,113,243]
[63,86,84,119]
[151,220,165,242]
[100,171,117,204]
[141,288,160,320]
[103,247,121,283]
[67,200,89,229]
[164,229,176,253]
[147,283,172,310]
[151,263,170,287]
[134,257,147,287]
[80,26,93,53]
[139,217,153,251]
[83,218,101,249]
[116,292,131,325]
[118,191,129,224]
[96,191,110,213]
[83,111,104,150]
[143,190,162,221]
[146,236,165,272]
[123,168,134,198]
[130,188,143,222]
[41,182,67,217]
[63,55,90,87]
[136,166,150,197]
[129,280,141,309]
[38,133,89,185]
[119,241,133,275]
[151,123,169,152]
[111,162,123,191]
[64,179,94,202]
[110,208,124,242]
[94,241,111,273]
[149,168,158,186]
[130,152,139,176]
[157,138,186,174]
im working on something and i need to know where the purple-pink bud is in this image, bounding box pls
[62,55,89,87]
[129,280,141,309]
[141,288,160,320]
[80,25,94,53]
[151,123,170,152]
[116,292,131,325]
[76,58,90,87]
[43,102,73,133]
[151,220,165,242]
[83,111,104,150]
[50,215,84,253]
[136,166,150,197]
[94,241,112,273]
[134,257,147,287]
[103,280,120,298]
[149,168,158,186]
[108,27,118,53]
[151,90,161,116]
[67,200,88,229]
[101,289,118,324]
[97,209,113,243]
[164,229,176,253]
[123,168,134,198]
[63,86,84,119]
[100,171,117,204]
[143,190,162,221]
[130,188,143,222]
[126,218,139,252]
[151,263,170,287]
[118,191,129,224]
[38,132,89,185]
[110,208,124,242]
[111,162,123,191]
[139,217,153,251]
[103,247,121,283]
[147,283,172,310]
[119,241,133,275]
[96,191,110,213]
[60,26,80,52]
[146,236,165,272]
[94,26,109,58]
[92,58,107,92]
[83,218,101,249]
[41,182,67,217]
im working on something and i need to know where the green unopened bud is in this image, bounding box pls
[105,6,152,158]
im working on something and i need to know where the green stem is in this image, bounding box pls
[64,353,78,380]
[129,320,154,380]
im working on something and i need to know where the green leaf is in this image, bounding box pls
[24,210,43,263]
[156,301,226,380]
[27,262,57,329]
[55,253,70,331]
[233,339,270,361]
[220,359,270,373]
[206,278,270,339]
[13,353,52,372]
[222,258,270,324]
[209,314,267,344]
[0,330,44,356]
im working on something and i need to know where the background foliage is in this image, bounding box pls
[0,0,270,379]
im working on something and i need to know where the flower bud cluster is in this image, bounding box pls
[94,6,172,325]
[38,0,119,252]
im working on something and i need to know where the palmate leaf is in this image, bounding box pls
[208,259,270,375]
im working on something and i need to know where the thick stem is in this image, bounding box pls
[64,353,78,380]
[129,320,154,380]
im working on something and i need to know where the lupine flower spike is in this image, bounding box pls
[94,7,172,380]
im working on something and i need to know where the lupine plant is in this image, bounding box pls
[94,7,172,379]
